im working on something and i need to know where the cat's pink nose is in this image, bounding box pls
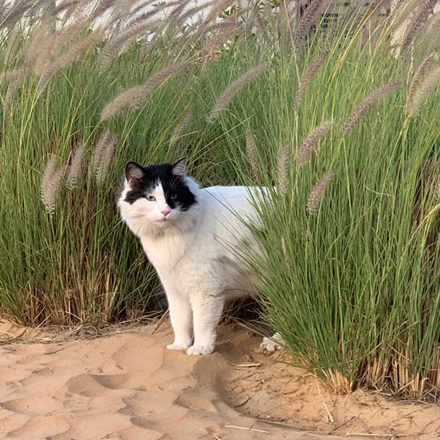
[161,209,171,217]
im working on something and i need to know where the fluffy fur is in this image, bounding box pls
[118,158,271,355]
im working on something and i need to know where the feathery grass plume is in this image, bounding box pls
[245,131,261,185]
[188,0,233,44]
[41,155,66,215]
[95,133,118,185]
[3,74,21,112]
[295,50,329,109]
[170,105,193,147]
[38,31,103,92]
[342,81,401,136]
[3,26,21,63]
[202,20,242,36]
[407,52,436,113]
[24,19,53,74]
[52,0,80,18]
[166,2,212,36]
[0,67,23,87]
[1,0,34,29]
[409,66,440,116]
[51,9,88,50]
[401,0,438,54]
[296,120,335,167]
[66,144,85,190]
[419,11,440,53]
[97,16,160,68]
[306,171,334,214]
[277,142,290,197]
[0,0,5,22]
[89,0,117,22]
[142,1,188,52]
[201,21,242,58]
[121,7,160,29]
[100,85,144,121]
[101,61,190,121]
[206,63,267,123]
[128,0,162,18]
[91,129,112,175]
[293,0,325,52]
[113,0,139,20]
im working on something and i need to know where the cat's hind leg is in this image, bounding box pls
[166,293,193,350]
[260,332,286,352]
[187,293,224,356]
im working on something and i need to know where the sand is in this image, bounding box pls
[0,320,438,440]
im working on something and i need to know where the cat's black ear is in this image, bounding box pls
[172,157,187,177]
[125,162,146,181]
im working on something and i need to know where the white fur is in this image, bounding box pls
[119,177,265,355]
[260,333,286,352]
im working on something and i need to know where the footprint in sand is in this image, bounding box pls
[6,415,70,439]
[91,373,129,390]
[0,395,63,416]
[65,373,128,397]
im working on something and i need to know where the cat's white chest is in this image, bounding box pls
[140,233,191,273]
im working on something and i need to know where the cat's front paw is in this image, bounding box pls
[260,333,286,352]
[167,344,191,350]
[186,344,215,356]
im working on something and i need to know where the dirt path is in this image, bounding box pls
[0,321,437,439]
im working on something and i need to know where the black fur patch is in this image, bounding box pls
[124,162,197,211]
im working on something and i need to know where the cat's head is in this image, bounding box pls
[118,157,199,237]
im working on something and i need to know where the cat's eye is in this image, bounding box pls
[170,194,177,200]
[146,195,156,201]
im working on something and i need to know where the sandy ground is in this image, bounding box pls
[0,320,439,440]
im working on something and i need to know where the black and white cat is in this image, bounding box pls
[118,158,283,355]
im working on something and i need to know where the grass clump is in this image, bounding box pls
[0,0,258,325]
[241,3,440,401]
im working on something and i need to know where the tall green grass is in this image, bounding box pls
[238,13,440,400]
[1,0,440,400]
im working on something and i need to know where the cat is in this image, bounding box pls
[118,157,284,355]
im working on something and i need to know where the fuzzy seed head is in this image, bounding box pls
[0,68,23,87]
[295,50,330,110]
[3,72,22,112]
[207,63,267,123]
[409,65,440,116]
[94,132,118,185]
[307,171,334,214]
[38,32,103,93]
[342,81,401,136]
[41,155,65,215]
[101,62,190,121]
[293,0,325,52]
[245,131,261,185]
[296,120,335,167]
[201,21,242,58]
[407,52,435,113]
[170,105,194,147]
[401,0,438,54]
[277,142,291,197]
[66,144,85,190]
[98,16,161,68]
[100,85,144,121]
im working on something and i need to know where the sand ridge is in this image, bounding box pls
[0,320,437,439]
